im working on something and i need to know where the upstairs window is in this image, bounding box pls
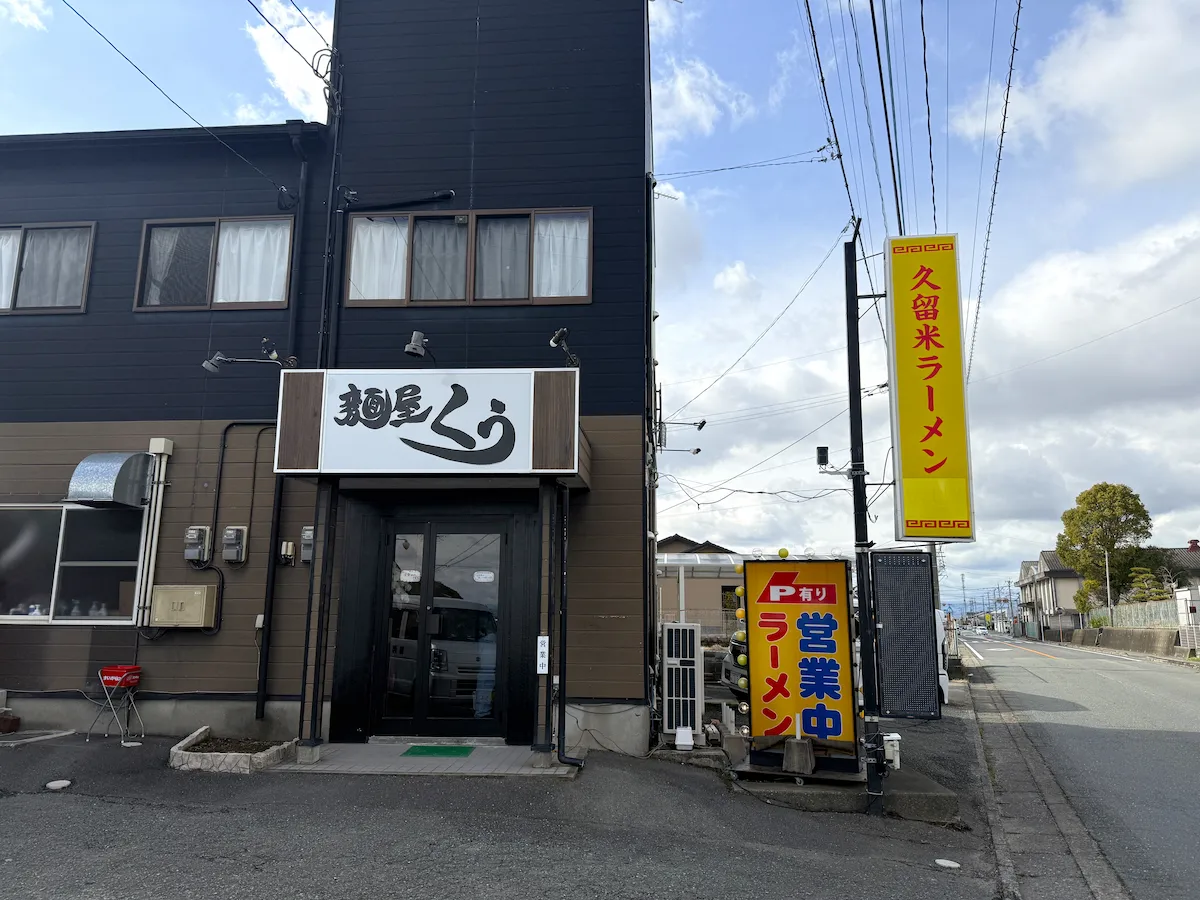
[345,208,591,306]
[0,223,95,313]
[136,217,292,309]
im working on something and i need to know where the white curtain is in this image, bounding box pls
[534,212,589,298]
[475,217,529,299]
[412,218,467,300]
[213,219,291,304]
[14,227,91,309]
[142,227,181,307]
[349,216,408,300]
[0,229,18,310]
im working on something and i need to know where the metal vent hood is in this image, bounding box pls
[64,451,153,508]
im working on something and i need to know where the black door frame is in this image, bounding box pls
[372,517,512,738]
[329,490,540,745]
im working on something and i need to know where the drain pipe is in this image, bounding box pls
[556,484,584,768]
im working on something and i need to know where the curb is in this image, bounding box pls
[961,663,1022,900]
[169,726,298,774]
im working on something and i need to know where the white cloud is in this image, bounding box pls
[245,0,332,123]
[951,0,1200,186]
[767,31,805,112]
[0,0,50,30]
[652,57,755,150]
[653,180,706,290]
[648,0,680,43]
[712,261,762,302]
[232,95,282,125]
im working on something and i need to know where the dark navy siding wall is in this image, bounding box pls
[331,0,649,416]
[0,0,648,424]
[0,134,329,423]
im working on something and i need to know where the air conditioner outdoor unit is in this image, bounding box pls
[660,622,704,742]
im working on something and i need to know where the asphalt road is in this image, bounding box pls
[0,735,996,900]
[961,634,1200,900]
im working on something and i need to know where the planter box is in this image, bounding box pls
[0,714,20,735]
[169,726,297,774]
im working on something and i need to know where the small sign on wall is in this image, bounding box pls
[536,635,550,674]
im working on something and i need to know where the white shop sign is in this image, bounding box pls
[316,369,535,474]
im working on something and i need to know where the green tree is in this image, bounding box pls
[1127,567,1171,603]
[1056,483,1153,594]
[1073,579,1102,616]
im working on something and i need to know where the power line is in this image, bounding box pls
[798,0,858,221]
[60,0,291,199]
[668,219,851,419]
[658,407,849,514]
[893,0,922,233]
[246,0,327,80]
[867,1,905,235]
[945,0,951,229]
[967,0,1023,383]
[971,291,1200,384]
[845,0,892,238]
[920,0,938,231]
[879,0,910,232]
[661,337,885,388]
[287,0,330,47]
[657,148,829,180]
[965,0,1002,339]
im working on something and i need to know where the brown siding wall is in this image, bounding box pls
[566,415,645,699]
[0,414,644,707]
[0,420,320,700]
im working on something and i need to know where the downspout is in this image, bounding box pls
[316,52,344,370]
[556,484,584,768]
[257,126,311,720]
[642,172,656,709]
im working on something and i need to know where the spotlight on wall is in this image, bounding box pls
[404,331,438,364]
[201,340,295,374]
[549,327,580,367]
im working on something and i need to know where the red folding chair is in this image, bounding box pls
[87,665,145,746]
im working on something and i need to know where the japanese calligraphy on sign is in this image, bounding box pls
[745,560,856,747]
[316,370,536,473]
[885,235,976,542]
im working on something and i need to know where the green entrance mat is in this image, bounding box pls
[402,745,475,758]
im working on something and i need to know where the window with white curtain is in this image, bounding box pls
[475,216,529,299]
[533,211,590,299]
[135,217,292,308]
[412,217,468,301]
[343,208,591,307]
[348,215,409,301]
[0,225,94,312]
[213,219,291,304]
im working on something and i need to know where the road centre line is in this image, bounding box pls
[996,640,1064,660]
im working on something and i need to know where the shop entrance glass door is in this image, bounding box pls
[378,521,505,736]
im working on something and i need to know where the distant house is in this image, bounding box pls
[1017,551,1084,633]
[656,535,742,637]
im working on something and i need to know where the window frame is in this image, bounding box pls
[133,215,295,312]
[0,503,147,626]
[343,207,593,308]
[0,221,97,316]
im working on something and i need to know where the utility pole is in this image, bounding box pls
[961,574,967,621]
[844,219,885,815]
[1006,580,1015,635]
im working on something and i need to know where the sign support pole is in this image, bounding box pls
[845,219,885,814]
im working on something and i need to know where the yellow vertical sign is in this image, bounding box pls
[886,235,976,542]
[745,560,855,747]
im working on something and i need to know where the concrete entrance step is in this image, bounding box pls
[367,735,507,747]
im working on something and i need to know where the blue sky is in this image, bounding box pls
[4,0,1200,607]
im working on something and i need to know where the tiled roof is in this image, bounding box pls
[1040,551,1079,576]
[1164,547,1200,572]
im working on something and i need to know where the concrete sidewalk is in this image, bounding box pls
[965,659,1133,899]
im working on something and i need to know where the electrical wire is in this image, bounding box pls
[668,219,851,419]
[846,0,891,238]
[967,0,1023,383]
[970,291,1200,384]
[893,0,921,232]
[879,0,909,232]
[245,0,327,80]
[59,0,292,199]
[657,148,829,180]
[867,1,905,235]
[965,0,1002,342]
[799,0,858,221]
[661,338,884,388]
[287,0,330,47]
[658,407,849,514]
[919,0,937,231]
